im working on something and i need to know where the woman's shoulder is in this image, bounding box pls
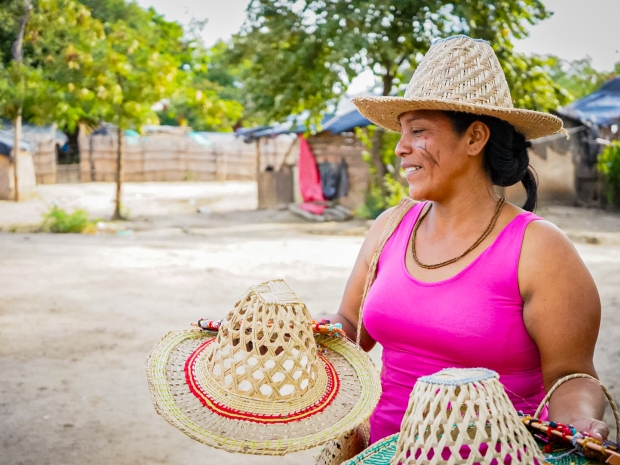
[362,199,420,263]
[519,212,589,299]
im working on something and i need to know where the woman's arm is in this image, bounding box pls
[321,208,394,351]
[520,220,609,440]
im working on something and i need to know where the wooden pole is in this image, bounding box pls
[112,127,124,220]
[11,0,33,202]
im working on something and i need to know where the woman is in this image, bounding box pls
[324,36,608,444]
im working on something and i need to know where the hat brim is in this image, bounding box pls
[146,330,381,455]
[352,96,564,141]
[342,433,399,465]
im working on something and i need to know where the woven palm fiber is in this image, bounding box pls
[317,198,417,465]
[352,35,564,141]
[145,279,381,455]
[390,368,545,465]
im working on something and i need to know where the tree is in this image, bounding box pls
[1,0,243,214]
[0,0,35,201]
[542,55,620,101]
[233,0,570,197]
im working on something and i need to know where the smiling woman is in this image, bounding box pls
[321,35,609,454]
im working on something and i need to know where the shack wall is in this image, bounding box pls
[307,133,369,210]
[505,132,580,205]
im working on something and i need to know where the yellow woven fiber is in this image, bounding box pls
[353,36,564,141]
[145,279,382,456]
[391,368,546,465]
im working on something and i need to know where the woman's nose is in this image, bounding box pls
[395,135,410,158]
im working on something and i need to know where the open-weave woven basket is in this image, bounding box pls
[343,368,546,465]
[146,279,381,455]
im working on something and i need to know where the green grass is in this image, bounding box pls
[41,206,96,234]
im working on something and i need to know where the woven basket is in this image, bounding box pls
[521,373,620,465]
[343,368,546,465]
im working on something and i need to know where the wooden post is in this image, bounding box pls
[112,127,124,220]
[11,0,32,202]
[12,114,21,201]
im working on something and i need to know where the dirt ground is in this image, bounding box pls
[1,182,619,465]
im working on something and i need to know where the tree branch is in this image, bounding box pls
[12,0,33,63]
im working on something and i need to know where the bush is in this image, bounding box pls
[597,141,620,207]
[41,206,95,233]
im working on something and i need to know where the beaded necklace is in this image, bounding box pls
[411,197,506,270]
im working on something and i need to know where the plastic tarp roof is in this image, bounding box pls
[558,77,620,126]
[0,132,34,156]
[322,109,371,134]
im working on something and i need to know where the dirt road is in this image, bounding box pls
[1,182,618,465]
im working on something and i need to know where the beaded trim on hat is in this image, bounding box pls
[418,367,497,386]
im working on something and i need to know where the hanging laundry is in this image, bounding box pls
[297,135,325,203]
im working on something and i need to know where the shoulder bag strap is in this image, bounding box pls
[355,197,418,345]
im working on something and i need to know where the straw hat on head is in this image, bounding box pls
[145,279,381,456]
[353,35,564,141]
[343,367,546,465]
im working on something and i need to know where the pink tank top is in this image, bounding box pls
[363,202,546,444]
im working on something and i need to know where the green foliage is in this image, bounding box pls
[355,125,408,219]
[41,206,94,233]
[597,141,620,207]
[234,0,566,125]
[542,55,620,101]
[0,0,242,134]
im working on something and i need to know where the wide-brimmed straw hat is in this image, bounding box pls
[343,368,546,465]
[353,35,564,141]
[145,279,381,455]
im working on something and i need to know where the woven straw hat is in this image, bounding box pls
[145,279,381,455]
[343,368,546,465]
[352,35,564,141]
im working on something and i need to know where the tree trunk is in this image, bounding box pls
[12,113,21,201]
[371,126,387,195]
[11,0,32,202]
[368,69,394,195]
[89,133,95,181]
[112,127,124,220]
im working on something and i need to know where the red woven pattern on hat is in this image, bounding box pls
[184,339,340,424]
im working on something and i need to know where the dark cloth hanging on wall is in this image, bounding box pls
[336,158,349,199]
[318,158,350,200]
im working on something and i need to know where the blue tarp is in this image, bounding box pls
[322,109,371,134]
[0,133,34,157]
[559,77,620,126]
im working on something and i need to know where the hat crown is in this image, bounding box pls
[205,280,322,400]
[405,36,514,109]
[390,367,545,465]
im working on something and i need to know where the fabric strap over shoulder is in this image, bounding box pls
[356,197,417,346]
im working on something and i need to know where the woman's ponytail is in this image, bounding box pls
[444,111,538,212]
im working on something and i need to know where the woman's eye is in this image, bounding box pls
[412,129,424,136]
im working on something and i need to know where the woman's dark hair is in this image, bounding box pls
[443,111,537,212]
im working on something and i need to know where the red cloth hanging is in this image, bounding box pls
[297,135,325,203]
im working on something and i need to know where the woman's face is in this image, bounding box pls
[396,110,484,201]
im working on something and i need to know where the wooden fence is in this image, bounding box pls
[78,131,261,182]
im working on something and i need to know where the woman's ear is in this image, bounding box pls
[466,121,491,156]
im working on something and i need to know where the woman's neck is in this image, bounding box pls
[422,186,501,237]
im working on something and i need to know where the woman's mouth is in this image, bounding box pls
[404,166,422,175]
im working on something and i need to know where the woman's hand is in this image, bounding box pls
[570,417,610,441]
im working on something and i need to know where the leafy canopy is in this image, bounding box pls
[0,0,242,133]
[233,0,570,124]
